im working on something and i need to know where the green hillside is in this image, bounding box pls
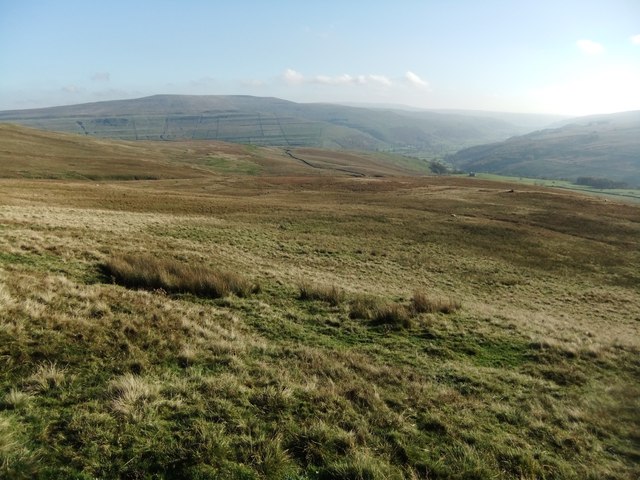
[0,95,546,158]
[447,111,640,187]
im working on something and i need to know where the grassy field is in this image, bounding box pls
[471,173,640,203]
[0,128,639,479]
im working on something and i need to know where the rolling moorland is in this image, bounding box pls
[0,124,639,479]
[0,95,560,158]
[4,95,640,188]
[447,111,640,187]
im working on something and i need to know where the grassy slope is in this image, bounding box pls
[470,173,640,203]
[448,111,640,187]
[0,123,430,180]
[0,172,638,479]
[0,123,207,180]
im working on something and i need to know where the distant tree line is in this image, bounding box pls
[429,160,450,174]
[575,177,628,189]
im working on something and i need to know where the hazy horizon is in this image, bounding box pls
[1,0,639,116]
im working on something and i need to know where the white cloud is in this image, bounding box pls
[313,74,354,85]
[282,70,393,87]
[91,72,110,82]
[576,39,604,55]
[369,75,393,86]
[405,71,429,88]
[631,34,640,45]
[283,68,304,85]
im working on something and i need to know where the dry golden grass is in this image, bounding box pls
[109,374,159,420]
[27,363,67,393]
[411,289,461,314]
[1,389,31,410]
[297,281,345,306]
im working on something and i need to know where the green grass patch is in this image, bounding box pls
[198,155,262,175]
[461,336,531,368]
[472,173,640,202]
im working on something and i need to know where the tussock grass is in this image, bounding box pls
[349,295,413,328]
[298,281,345,306]
[0,282,15,312]
[348,289,460,329]
[348,295,381,320]
[27,362,67,393]
[411,289,461,314]
[101,253,259,298]
[1,389,31,410]
[371,303,413,328]
[109,373,159,420]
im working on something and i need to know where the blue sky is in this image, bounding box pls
[1,0,639,115]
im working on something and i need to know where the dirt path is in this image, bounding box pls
[284,149,366,177]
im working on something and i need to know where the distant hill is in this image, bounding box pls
[0,123,431,179]
[0,95,551,158]
[447,111,640,187]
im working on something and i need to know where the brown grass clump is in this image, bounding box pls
[411,290,461,314]
[109,374,159,420]
[28,362,67,393]
[101,254,259,298]
[298,281,345,306]
[1,390,31,410]
[372,303,413,328]
[349,295,413,328]
[348,295,381,320]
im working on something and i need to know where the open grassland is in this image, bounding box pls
[470,173,640,203]
[0,168,638,478]
[0,124,431,181]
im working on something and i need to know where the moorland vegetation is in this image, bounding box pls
[0,125,638,479]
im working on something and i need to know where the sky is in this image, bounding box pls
[1,0,639,116]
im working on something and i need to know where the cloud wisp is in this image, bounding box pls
[576,39,604,55]
[631,34,640,45]
[283,69,305,85]
[404,71,429,88]
[282,69,392,87]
